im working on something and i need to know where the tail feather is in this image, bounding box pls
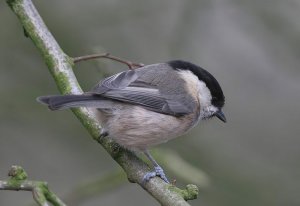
[37,94,110,110]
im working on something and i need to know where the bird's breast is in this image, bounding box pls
[99,105,198,151]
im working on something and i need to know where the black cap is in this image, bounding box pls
[168,60,225,108]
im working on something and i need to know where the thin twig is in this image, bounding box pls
[73,52,145,69]
[0,166,66,206]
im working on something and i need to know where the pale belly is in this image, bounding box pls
[96,105,198,151]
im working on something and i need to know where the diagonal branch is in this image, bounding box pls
[6,0,198,205]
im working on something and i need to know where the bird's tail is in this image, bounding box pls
[37,94,110,110]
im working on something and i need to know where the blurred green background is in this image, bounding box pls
[1,0,300,205]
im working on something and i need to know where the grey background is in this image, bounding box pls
[0,0,299,205]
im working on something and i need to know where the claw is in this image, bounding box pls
[142,171,156,184]
[99,131,108,139]
[143,166,170,184]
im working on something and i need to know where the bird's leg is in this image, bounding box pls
[97,131,108,142]
[143,150,170,184]
[73,53,145,70]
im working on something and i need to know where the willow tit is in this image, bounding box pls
[37,60,226,183]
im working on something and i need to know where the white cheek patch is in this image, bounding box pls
[198,81,212,108]
[197,81,218,120]
[178,70,202,97]
[177,70,217,121]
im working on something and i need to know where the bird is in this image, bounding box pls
[37,60,226,184]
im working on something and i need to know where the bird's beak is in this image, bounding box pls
[215,110,226,123]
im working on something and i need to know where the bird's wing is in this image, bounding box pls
[90,64,197,116]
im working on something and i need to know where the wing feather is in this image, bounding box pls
[90,63,197,116]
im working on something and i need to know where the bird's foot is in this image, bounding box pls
[143,166,170,184]
[99,131,108,139]
[97,131,108,143]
